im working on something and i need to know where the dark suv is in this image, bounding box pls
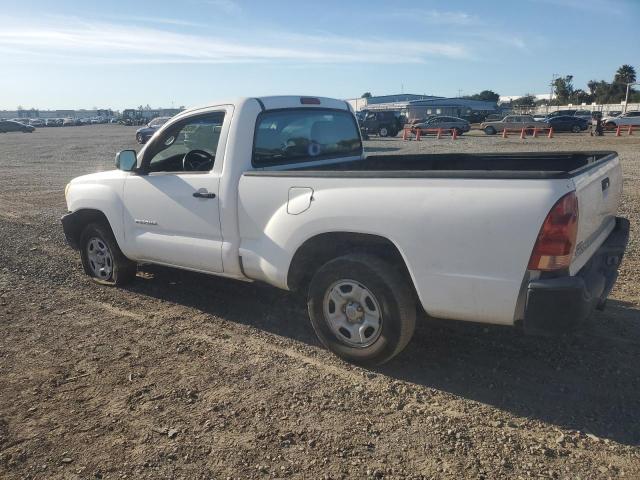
[360,111,403,137]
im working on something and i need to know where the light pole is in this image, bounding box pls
[548,73,558,114]
[623,82,638,113]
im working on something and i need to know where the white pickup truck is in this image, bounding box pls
[62,96,630,365]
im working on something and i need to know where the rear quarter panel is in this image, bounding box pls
[238,174,574,325]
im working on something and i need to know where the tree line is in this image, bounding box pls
[361,64,638,108]
[511,64,637,107]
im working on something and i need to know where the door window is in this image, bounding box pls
[143,113,225,173]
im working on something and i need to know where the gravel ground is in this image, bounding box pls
[0,125,639,479]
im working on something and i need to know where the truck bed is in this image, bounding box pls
[249,151,616,180]
[240,149,622,325]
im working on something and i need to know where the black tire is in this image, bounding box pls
[484,126,496,135]
[378,126,389,137]
[453,128,462,136]
[307,254,416,366]
[571,124,581,133]
[136,133,144,144]
[79,222,136,286]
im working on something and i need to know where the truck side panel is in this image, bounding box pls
[238,175,573,325]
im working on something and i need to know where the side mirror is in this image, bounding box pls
[115,150,137,171]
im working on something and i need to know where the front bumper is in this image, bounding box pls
[61,212,80,250]
[523,217,630,335]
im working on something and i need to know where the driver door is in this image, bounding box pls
[122,109,229,273]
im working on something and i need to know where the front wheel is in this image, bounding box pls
[484,126,496,135]
[307,254,416,366]
[80,223,137,286]
[378,126,389,137]
[571,124,581,133]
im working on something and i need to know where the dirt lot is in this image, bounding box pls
[0,125,639,479]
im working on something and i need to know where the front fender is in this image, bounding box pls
[65,182,126,251]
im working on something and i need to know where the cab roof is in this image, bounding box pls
[180,96,351,117]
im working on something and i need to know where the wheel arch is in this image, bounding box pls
[62,208,114,250]
[287,231,418,299]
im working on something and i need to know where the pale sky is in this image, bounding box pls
[1,0,638,110]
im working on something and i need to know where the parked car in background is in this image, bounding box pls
[411,116,470,135]
[29,119,45,128]
[484,113,509,122]
[573,110,593,121]
[45,118,58,127]
[63,118,76,126]
[546,109,578,119]
[135,116,172,144]
[0,120,35,133]
[545,115,590,133]
[602,111,640,127]
[480,115,548,135]
[360,110,403,137]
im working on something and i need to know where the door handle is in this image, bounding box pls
[193,191,216,199]
[601,177,610,192]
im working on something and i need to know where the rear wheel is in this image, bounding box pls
[136,133,144,143]
[378,126,389,137]
[80,223,136,286]
[484,126,496,135]
[307,254,416,366]
[571,124,581,133]
[453,128,463,136]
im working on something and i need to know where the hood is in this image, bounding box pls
[69,169,130,185]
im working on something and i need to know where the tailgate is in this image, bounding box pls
[571,153,623,274]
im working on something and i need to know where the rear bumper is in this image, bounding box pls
[523,217,630,335]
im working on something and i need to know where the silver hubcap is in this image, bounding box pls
[86,237,113,280]
[323,280,382,347]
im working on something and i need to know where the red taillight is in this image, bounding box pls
[528,192,579,271]
[300,97,320,105]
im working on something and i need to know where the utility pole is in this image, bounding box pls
[623,82,638,113]
[548,73,558,114]
[457,89,463,98]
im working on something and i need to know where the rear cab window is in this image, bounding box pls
[252,109,362,168]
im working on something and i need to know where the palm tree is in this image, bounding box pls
[614,64,636,84]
